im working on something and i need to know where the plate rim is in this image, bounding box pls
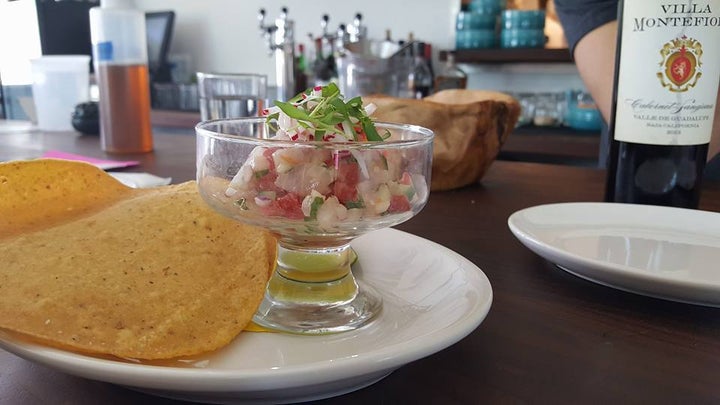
[508,202,720,305]
[0,227,493,392]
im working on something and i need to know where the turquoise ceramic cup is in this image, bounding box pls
[456,10,497,30]
[566,108,602,131]
[500,9,546,29]
[500,28,545,48]
[565,91,603,131]
[469,0,507,15]
[456,29,497,49]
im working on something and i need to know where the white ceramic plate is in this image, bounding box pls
[0,228,492,404]
[508,202,720,307]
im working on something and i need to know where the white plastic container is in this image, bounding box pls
[30,55,90,131]
[89,0,153,153]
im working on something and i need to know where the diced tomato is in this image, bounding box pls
[332,157,360,204]
[257,171,280,192]
[259,204,284,218]
[333,181,358,204]
[275,192,305,219]
[387,194,411,213]
[335,158,360,184]
[259,192,304,219]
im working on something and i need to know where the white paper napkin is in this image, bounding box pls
[109,172,172,188]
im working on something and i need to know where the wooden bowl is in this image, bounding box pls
[365,89,520,191]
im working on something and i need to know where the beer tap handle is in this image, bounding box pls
[337,24,347,44]
[264,27,276,53]
[321,14,330,37]
[278,6,289,30]
[336,23,348,55]
[354,13,362,28]
[258,8,267,31]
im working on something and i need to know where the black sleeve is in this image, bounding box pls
[554,0,619,56]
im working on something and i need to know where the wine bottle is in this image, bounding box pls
[605,0,720,208]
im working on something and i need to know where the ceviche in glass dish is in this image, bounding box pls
[196,84,434,334]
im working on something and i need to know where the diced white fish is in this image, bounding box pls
[248,147,270,172]
[227,165,254,194]
[316,196,348,229]
[359,183,391,214]
[275,163,334,196]
[301,190,325,217]
[273,148,306,173]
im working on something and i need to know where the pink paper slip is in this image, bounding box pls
[41,150,139,170]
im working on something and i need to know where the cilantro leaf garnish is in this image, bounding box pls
[264,84,389,142]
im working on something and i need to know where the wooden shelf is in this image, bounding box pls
[499,125,601,167]
[440,48,573,64]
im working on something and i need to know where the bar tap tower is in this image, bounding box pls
[258,7,295,102]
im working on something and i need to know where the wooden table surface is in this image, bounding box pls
[2,127,720,404]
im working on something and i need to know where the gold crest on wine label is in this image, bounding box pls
[657,35,702,92]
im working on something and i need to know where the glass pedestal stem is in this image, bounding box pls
[252,242,382,334]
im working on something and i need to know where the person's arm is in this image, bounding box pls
[572,21,616,123]
[573,20,720,161]
[711,91,720,160]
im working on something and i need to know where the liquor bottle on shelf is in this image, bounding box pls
[311,37,333,85]
[379,29,399,58]
[422,42,435,85]
[409,42,433,99]
[296,43,307,73]
[604,0,720,208]
[311,14,338,84]
[89,0,153,153]
[294,43,308,94]
[434,52,467,92]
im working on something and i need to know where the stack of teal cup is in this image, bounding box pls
[455,0,506,49]
[500,9,546,48]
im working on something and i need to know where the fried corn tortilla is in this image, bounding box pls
[0,159,135,238]
[0,159,276,360]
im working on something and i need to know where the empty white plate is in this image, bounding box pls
[508,202,720,307]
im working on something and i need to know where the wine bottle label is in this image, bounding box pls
[615,1,720,145]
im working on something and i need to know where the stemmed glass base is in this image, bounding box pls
[252,242,383,334]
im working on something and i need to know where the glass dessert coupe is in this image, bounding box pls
[196,117,434,334]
